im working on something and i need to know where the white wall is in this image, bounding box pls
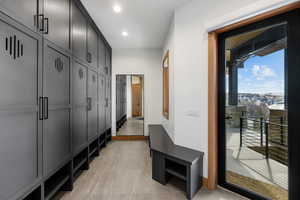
[163,0,298,178]
[112,48,163,136]
[126,75,132,118]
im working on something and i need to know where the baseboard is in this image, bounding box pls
[203,177,208,188]
[112,136,149,141]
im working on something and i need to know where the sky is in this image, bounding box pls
[237,49,285,95]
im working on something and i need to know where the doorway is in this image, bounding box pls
[217,9,300,200]
[116,75,144,136]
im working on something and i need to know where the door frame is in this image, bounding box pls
[131,75,143,118]
[115,74,145,136]
[207,1,300,198]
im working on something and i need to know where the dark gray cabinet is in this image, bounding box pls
[87,23,98,68]
[116,77,120,122]
[0,0,38,30]
[0,1,112,199]
[98,38,106,73]
[98,74,106,134]
[0,19,42,200]
[43,44,71,176]
[44,0,70,49]
[105,76,111,129]
[72,61,88,153]
[72,1,87,61]
[105,47,111,75]
[88,69,98,141]
[116,75,127,124]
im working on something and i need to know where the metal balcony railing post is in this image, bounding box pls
[280,117,284,145]
[260,117,263,147]
[240,117,243,148]
[265,122,269,159]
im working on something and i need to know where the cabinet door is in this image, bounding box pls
[105,76,111,129]
[105,47,111,75]
[0,20,41,200]
[72,2,87,61]
[98,74,106,133]
[87,70,98,140]
[116,79,119,122]
[72,61,87,153]
[87,23,98,68]
[98,38,105,73]
[43,44,71,176]
[44,0,70,49]
[0,0,38,30]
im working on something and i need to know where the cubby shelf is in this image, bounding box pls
[165,168,187,181]
[45,174,70,200]
[89,147,98,157]
[74,158,87,174]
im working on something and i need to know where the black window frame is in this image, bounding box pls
[218,8,300,200]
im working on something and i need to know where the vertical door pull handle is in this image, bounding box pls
[44,18,49,34]
[87,97,92,111]
[44,97,49,120]
[34,14,44,32]
[39,97,44,120]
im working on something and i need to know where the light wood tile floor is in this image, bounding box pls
[57,141,247,200]
[117,118,144,136]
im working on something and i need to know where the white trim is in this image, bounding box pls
[207,0,299,33]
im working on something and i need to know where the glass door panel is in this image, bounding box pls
[224,23,288,200]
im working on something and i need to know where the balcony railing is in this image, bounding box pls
[238,115,288,165]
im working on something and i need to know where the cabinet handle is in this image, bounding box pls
[87,52,92,63]
[39,97,44,120]
[34,14,44,32]
[44,18,49,34]
[87,97,92,111]
[44,97,49,120]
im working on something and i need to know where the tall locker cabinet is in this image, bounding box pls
[87,24,98,69]
[116,77,119,122]
[72,1,87,61]
[98,38,106,74]
[98,74,106,134]
[43,43,71,176]
[0,16,42,200]
[88,70,98,141]
[72,61,88,154]
[105,77,111,130]
[43,0,70,50]
[0,0,113,199]
[105,48,112,130]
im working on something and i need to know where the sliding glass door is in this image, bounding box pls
[218,9,300,200]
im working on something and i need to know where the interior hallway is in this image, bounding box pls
[117,118,144,136]
[58,141,246,200]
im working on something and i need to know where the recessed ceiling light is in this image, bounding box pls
[113,4,122,13]
[122,31,128,37]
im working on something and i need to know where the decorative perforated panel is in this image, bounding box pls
[5,35,24,59]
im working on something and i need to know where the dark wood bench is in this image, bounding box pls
[149,125,204,199]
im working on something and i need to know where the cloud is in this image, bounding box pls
[239,79,284,94]
[252,65,276,80]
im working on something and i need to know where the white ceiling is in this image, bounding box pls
[81,0,191,49]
